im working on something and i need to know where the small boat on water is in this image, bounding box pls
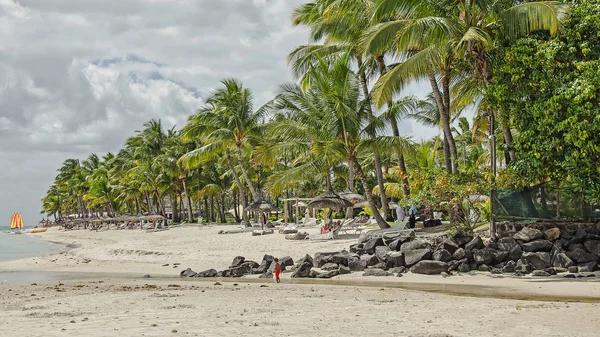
[29,228,47,234]
[8,213,25,234]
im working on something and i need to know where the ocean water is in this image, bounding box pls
[0,226,63,262]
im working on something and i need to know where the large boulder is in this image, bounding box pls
[348,259,367,271]
[259,272,273,279]
[514,227,543,242]
[508,245,523,261]
[492,250,509,264]
[375,246,391,262]
[388,239,403,252]
[567,248,599,263]
[230,256,246,268]
[296,254,314,267]
[552,253,574,268]
[339,266,351,275]
[452,248,466,260]
[544,228,561,241]
[256,254,274,274]
[465,236,484,250]
[321,263,339,271]
[194,269,218,278]
[180,268,197,278]
[331,252,350,266]
[410,261,448,275]
[291,262,312,278]
[433,249,453,263]
[278,256,294,268]
[314,252,340,268]
[473,248,495,265]
[363,238,384,254]
[457,261,471,273]
[503,260,517,273]
[401,239,432,252]
[317,270,340,279]
[584,240,600,256]
[522,240,553,252]
[360,254,379,267]
[453,234,474,247]
[362,268,391,277]
[522,252,551,270]
[578,262,599,273]
[515,258,532,274]
[403,249,432,266]
[440,238,460,254]
[497,237,519,252]
[386,251,405,267]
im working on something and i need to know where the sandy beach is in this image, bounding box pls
[1,226,600,337]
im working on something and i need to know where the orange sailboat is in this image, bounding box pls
[9,213,25,234]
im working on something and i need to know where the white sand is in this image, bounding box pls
[1,226,600,337]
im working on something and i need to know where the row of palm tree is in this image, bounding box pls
[41,0,568,230]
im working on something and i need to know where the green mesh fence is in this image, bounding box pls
[495,184,600,221]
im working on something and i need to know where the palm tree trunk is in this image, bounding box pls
[351,156,390,229]
[497,110,517,162]
[209,195,215,222]
[181,178,194,222]
[443,135,452,172]
[226,150,249,225]
[357,55,389,218]
[171,195,179,222]
[220,195,227,223]
[428,73,456,173]
[441,71,459,174]
[235,145,259,202]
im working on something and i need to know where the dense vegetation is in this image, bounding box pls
[42,0,600,232]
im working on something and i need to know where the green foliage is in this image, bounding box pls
[488,0,600,203]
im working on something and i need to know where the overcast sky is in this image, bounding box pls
[0,0,434,226]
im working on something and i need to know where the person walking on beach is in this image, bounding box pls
[408,204,417,229]
[273,258,281,283]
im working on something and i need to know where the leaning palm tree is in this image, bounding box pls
[180,79,265,225]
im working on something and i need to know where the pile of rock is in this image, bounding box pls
[179,254,294,278]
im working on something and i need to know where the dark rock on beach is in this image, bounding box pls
[180,268,197,278]
[410,261,448,275]
[362,268,390,277]
[403,249,432,266]
[348,259,367,272]
[194,269,218,278]
[291,262,312,278]
[514,227,543,242]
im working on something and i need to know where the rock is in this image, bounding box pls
[473,248,495,265]
[569,243,585,251]
[458,262,471,273]
[465,236,484,250]
[403,249,432,266]
[552,267,568,274]
[296,254,313,267]
[369,262,387,270]
[396,273,404,277]
[433,249,452,262]
[385,251,405,267]
[477,264,490,272]
[522,240,553,252]
[497,237,519,252]
[410,261,448,275]
[492,250,509,264]
[584,240,600,256]
[143,274,151,278]
[579,262,599,273]
[522,252,551,270]
[532,270,551,277]
[544,228,561,241]
[573,229,588,243]
[552,253,574,269]
[453,234,473,247]
[375,246,391,262]
[503,260,517,273]
[401,239,432,252]
[441,238,460,254]
[348,259,367,271]
[339,266,351,275]
[314,252,337,268]
[317,270,340,279]
[490,268,503,274]
[259,272,273,279]
[464,249,474,261]
[441,272,450,277]
[388,239,403,252]
[567,248,598,263]
[331,253,349,266]
[508,245,523,261]
[513,227,543,242]
[230,256,246,268]
[515,259,532,274]
[321,263,339,271]
[291,262,312,278]
[362,268,391,277]
[544,267,557,275]
[349,243,359,253]
[256,255,274,274]
[194,269,218,278]
[452,248,466,260]
[360,254,379,267]
[180,268,196,278]
[363,238,384,254]
[278,256,294,267]
[309,270,321,278]
[389,266,408,274]
[568,266,579,273]
[448,260,462,272]
[564,274,576,279]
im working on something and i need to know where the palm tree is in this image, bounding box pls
[180,79,265,225]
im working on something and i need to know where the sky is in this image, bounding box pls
[0,0,435,226]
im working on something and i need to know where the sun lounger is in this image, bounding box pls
[285,232,308,240]
[252,229,274,236]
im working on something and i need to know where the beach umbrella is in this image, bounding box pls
[245,201,279,230]
[352,200,369,208]
[339,190,366,204]
[307,191,353,210]
[295,201,308,208]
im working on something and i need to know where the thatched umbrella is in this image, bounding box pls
[339,190,366,204]
[245,201,279,230]
[308,191,352,225]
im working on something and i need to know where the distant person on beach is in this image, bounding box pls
[273,258,281,283]
[408,205,417,229]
